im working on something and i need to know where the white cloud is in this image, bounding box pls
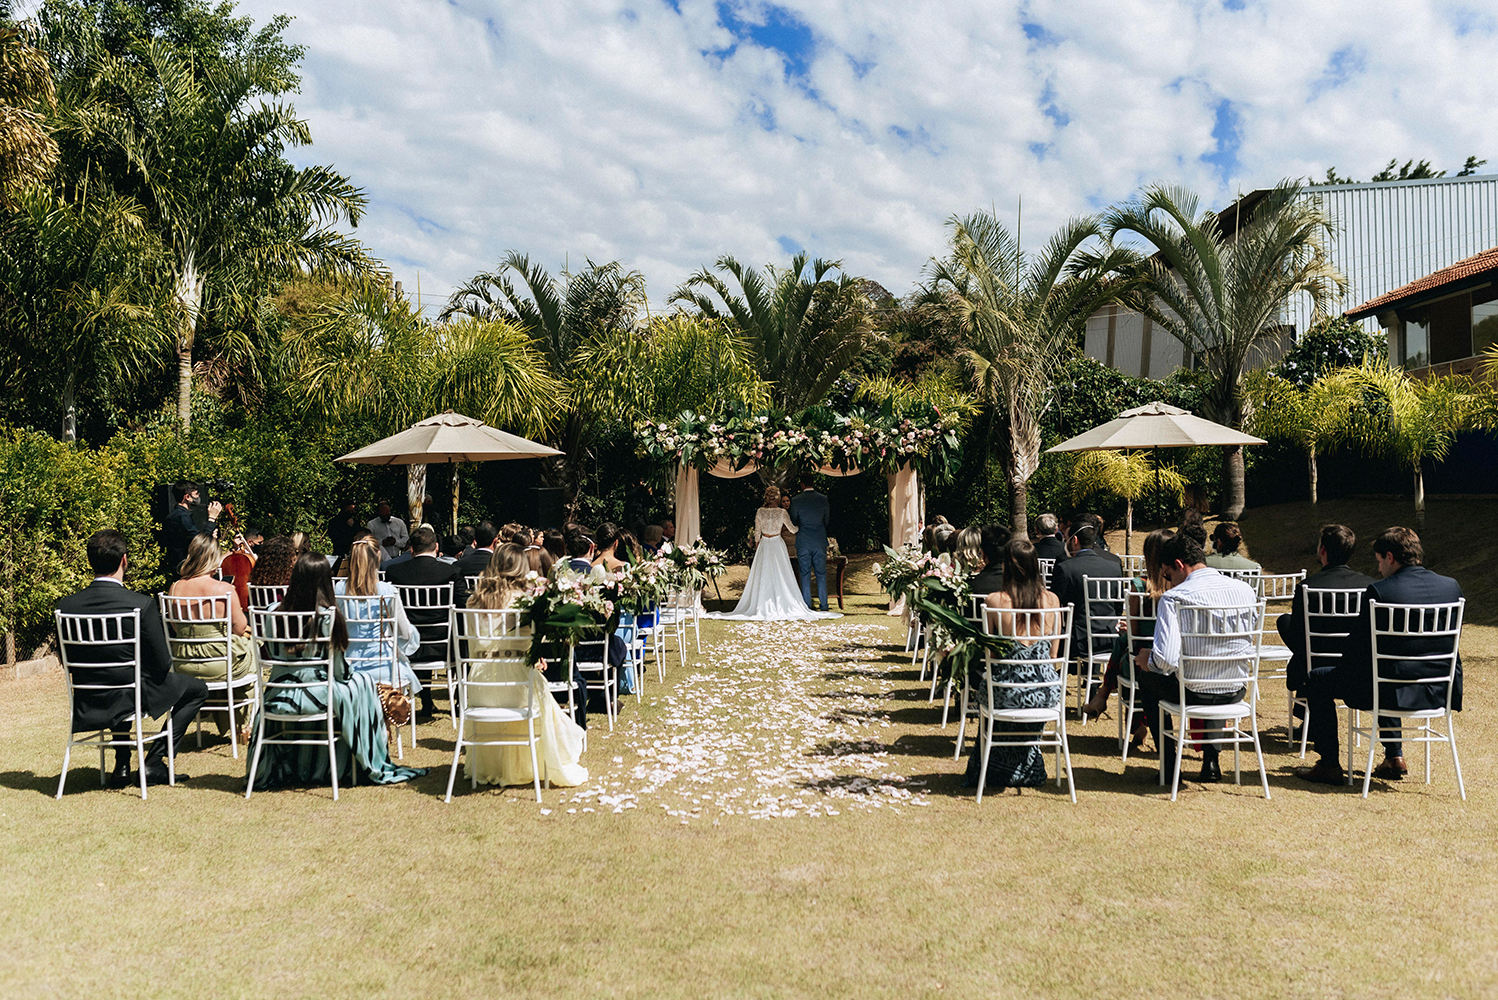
[230,0,1498,308]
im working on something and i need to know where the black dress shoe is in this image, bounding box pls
[141,761,188,785]
[105,763,133,789]
[1199,756,1222,783]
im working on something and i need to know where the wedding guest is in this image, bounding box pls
[564,530,596,575]
[1178,508,1208,547]
[326,503,359,558]
[968,525,1008,597]
[640,524,665,554]
[1032,514,1068,563]
[457,525,477,556]
[290,531,311,558]
[1205,522,1261,572]
[542,528,566,562]
[165,532,256,687]
[249,553,426,789]
[366,502,408,564]
[454,521,498,580]
[1296,527,1463,785]
[1276,524,1374,701]
[56,529,208,786]
[615,529,643,563]
[953,527,986,576]
[386,525,469,718]
[332,541,423,696]
[249,535,296,589]
[661,518,676,549]
[1081,527,1174,749]
[1050,524,1125,661]
[962,538,1064,790]
[594,523,629,574]
[439,535,464,563]
[1132,531,1257,784]
[464,545,589,784]
[525,546,555,577]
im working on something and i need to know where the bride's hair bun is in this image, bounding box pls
[763,485,781,506]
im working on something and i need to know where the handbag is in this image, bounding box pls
[375,681,412,734]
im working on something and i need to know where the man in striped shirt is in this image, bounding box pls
[1133,531,1259,784]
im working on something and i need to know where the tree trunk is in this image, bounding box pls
[61,371,76,443]
[174,256,205,431]
[1307,444,1318,505]
[451,462,461,532]
[1009,472,1029,541]
[406,464,428,528]
[1221,444,1245,520]
[1413,462,1425,529]
[1124,495,1133,556]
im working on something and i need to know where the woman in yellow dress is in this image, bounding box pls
[463,545,589,788]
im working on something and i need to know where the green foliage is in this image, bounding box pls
[1274,316,1385,387]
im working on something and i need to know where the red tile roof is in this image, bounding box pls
[1347,246,1498,318]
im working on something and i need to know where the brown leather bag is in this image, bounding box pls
[375,682,412,732]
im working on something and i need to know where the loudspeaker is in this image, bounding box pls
[532,487,566,530]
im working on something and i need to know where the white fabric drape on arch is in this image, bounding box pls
[885,466,922,616]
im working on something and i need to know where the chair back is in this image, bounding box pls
[1121,554,1146,579]
[1367,599,1464,713]
[1125,591,1157,652]
[393,583,454,662]
[54,610,146,708]
[248,608,337,717]
[465,575,483,592]
[1175,601,1267,696]
[1257,571,1306,603]
[1300,586,1364,673]
[158,593,234,677]
[248,585,287,610]
[1081,576,1130,658]
[966,594,987,625]
[981,606,1072,709]
[451,628,532,714]
[1038,558,1057,589]
[1218,567,1262,589]
[336,594,398,684]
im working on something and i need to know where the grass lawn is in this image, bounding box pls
[3,502,1495,998]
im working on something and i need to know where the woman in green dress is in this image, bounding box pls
[247,553,426,789]
[164,532,257,682]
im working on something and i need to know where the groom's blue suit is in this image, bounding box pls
[789,488,830,611]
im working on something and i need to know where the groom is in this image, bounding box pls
[789,475,831,612]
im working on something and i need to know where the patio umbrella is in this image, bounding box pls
[1046,401,1265,552]
[337,411,562,529]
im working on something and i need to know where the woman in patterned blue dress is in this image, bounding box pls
[962,538,1064,790]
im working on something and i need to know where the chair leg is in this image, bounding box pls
[445,713,464,803]
[1251,714,1271,800]
[954,681,969,760]
[1449,715,1466,801]
[1361,718,1378,799]
[1170,714,1186,802]
[528,718,542,804]
[328,709,340,803]
[56,736,73,800]
[245,712,266,800]
[976,715,992,804]
[1059,718,1076,804]
[136,725,149,801]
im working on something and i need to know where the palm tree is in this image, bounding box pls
[669,252,877,412]
[573,313,770,425]
[282,279,565,525]
[441,253,646,511]
[1104,181,1346,519]
[0,20,59,206]
[1069,450,1187,554]
[1243,367,1360,503]
[0,184,168,440]
[925,212,1136,538]
[54,29,377,430]
[1338,359,1480,528]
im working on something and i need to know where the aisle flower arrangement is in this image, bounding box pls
[874,543,992,685]
[635,400,965,478]
[514,569,615,662]
[665,540,728,592]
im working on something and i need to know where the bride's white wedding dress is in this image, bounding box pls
[709,507,841,621]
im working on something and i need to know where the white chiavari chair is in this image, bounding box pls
[445,617,541,803]
[159,593,258,759]
[1077,577,1130,723]
[245,608,345,801]
[1290,587,1365,758]
[393,583,456,726]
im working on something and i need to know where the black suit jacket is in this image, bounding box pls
[385,555,467,660]
[1032,535,1068,564]
[54,580,195,730]
[1051,546,1126,657]
[1335,565,1464,712]
[968,565,1005,599]
[452,548,494,581]
[1275,563,1375,691]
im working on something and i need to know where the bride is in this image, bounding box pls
[710,485,841,621]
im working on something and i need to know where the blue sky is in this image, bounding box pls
[230,0,1498,307]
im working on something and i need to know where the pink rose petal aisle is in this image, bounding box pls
[558,619,930,822]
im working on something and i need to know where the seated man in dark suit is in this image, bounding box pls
[1276,523,1374,700]
[1297,526,1464,784]
[966,524,1009,597]
[1050,525,1126,661]
[1031,513,1068,564]
[452,520,498,580]
[385,525,467,718]
[55,529,208,786]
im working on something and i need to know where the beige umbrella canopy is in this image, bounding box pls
[1046,401,1266,554]
[337,412,562,528]
[1045,401,1265,453]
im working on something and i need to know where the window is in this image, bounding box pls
[1400,310,1429,369]
[1473,285,1498,357]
